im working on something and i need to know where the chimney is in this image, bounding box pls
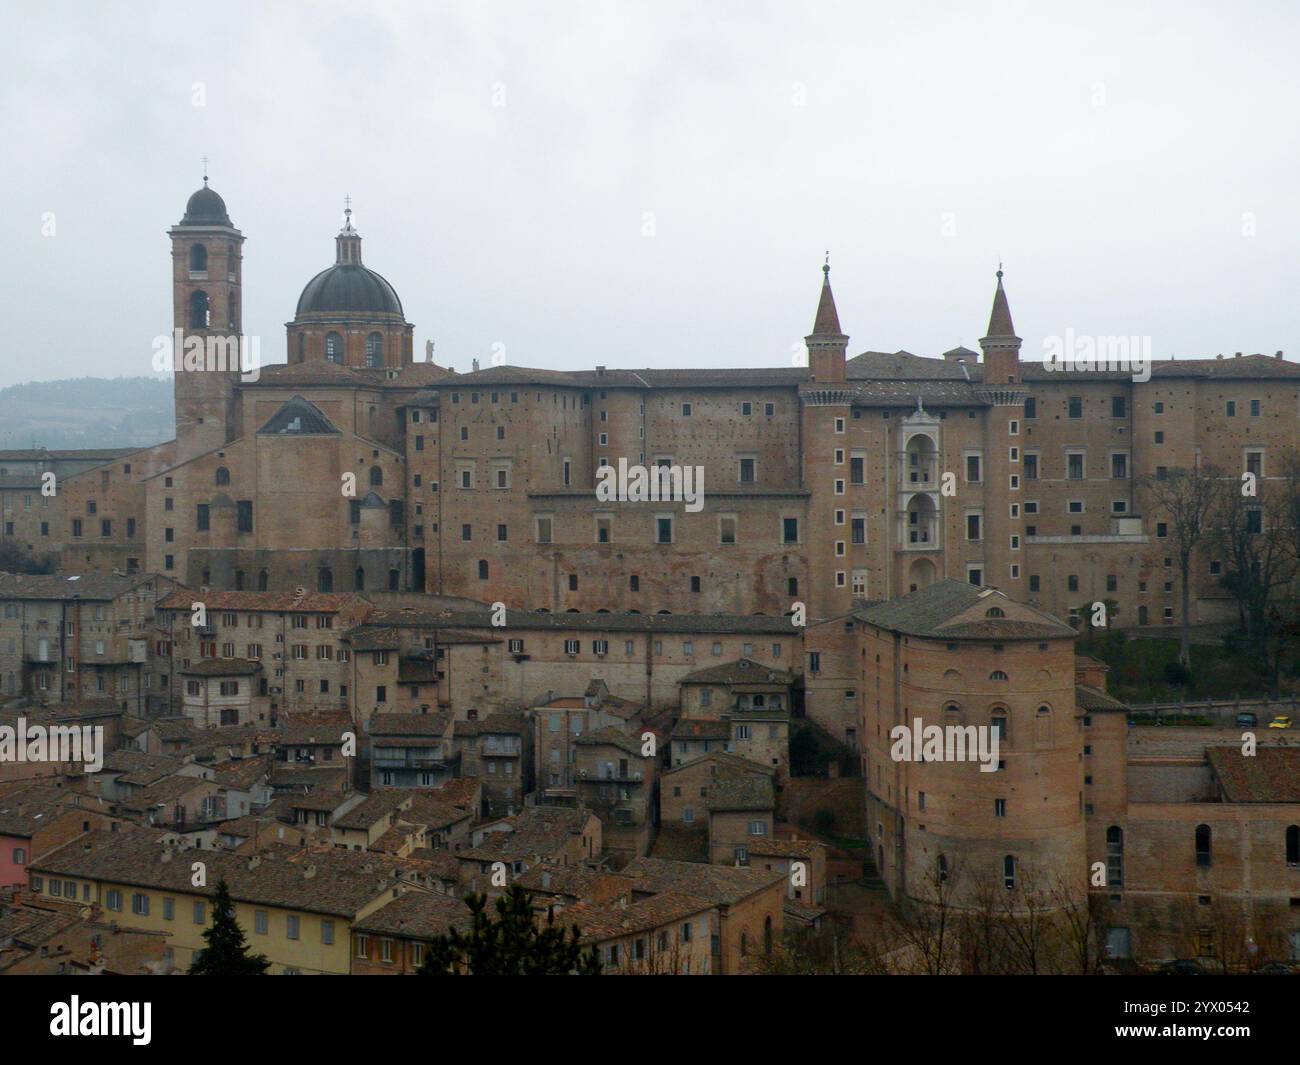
[472,358,480,372]
[596,366,606,375]
[1277,350,1284,359]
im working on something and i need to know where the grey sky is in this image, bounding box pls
[3,0,1298,389]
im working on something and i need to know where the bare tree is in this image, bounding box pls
[1049,876,1111,975]
[1141,464,1225,666]
[1213,476,1299,688]
[893,852,963,975]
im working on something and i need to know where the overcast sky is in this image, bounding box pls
[3,0,1298,389]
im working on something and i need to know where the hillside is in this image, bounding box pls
[0,376,173,449]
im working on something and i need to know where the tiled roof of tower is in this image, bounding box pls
[854,580,1076,639]
[257,394,342,435]
[811,268,843,335]
[984,271,1017,338]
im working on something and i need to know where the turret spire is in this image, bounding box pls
[805,256,848,383]
[985,263,1017,339]
[811,254,843,336]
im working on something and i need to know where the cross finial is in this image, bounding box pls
[823,250,830,278]
[202,155,209,185]
[997,259,1003,281]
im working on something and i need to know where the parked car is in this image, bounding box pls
[1158,959,1204,975]
[1236,712,1258,728]
[1252,962,1295,975]
[1268,715,1293,729]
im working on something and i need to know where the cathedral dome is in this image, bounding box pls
[296,263,404,317]
[295,204,404,318]
[180,183,232,227]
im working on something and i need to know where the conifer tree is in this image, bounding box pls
[188,879,271,975]
[418,883,601,975]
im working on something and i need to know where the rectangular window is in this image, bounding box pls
[1068,396,1082,418]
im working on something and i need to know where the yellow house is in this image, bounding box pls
[28,828,433,974]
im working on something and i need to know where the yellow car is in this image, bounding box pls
[1268,715,1293,729]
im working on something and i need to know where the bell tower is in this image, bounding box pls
[168,170,244,463]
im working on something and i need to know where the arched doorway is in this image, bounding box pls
[908,557,936,593]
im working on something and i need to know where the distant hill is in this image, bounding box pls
[0,377,173,450]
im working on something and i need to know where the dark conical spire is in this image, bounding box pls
[985,265,1017,338]
[812,254,843,335]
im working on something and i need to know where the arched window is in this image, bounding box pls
[325,332,344,363]
[1106,826,1124,887]
[764,915,773,954]
[1288,825,1300,867]
[201,569,211,587]
[257,569,269,591]
[1003,854,1016,889]
[297,333,305,362]
[1195,824,1212,868]
[189,244,208,273]
[365,332,384,368]
[989,670,1008,681]
[1037,704,1051,716]
[990,710,1008,741]
[354,567,365,591]
[215,467,230,486]
[740,932,748,957]
[986,606,1005,618]
[189,290,210,329]
[387,568,400,591]
[318,567,333,593]
[369,466,383,487]
[478,560,489,580]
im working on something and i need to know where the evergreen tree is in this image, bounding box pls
[418,884,601,975]
[188,879,270,975]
